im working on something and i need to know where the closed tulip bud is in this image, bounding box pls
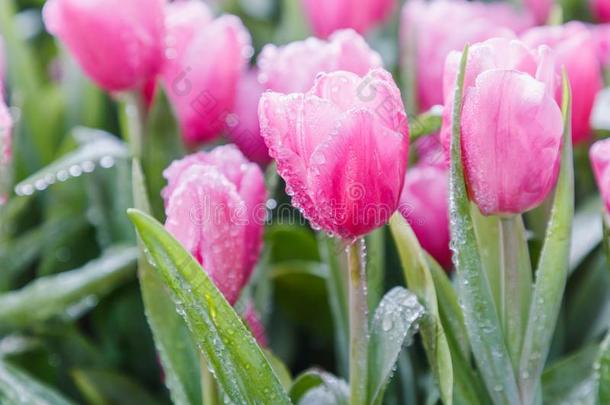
[400,0,532,112]
[43,0,165,92]
[399,165,451,268]
[162,1,251,145]
[259,68,409,239]
[442,38,563,216]
[590,139,610,213]
[300,0,395,38]
[163,145,266,304]
[592,0,610,22]
[0,99,11,205]
[225,70,270,165]
[257,29,382,94]
[522,22,604,144]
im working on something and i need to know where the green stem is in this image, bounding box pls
[119,92,147,159]
[200,354,218,405]
[348,238,368,405]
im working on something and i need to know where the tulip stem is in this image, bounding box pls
[347,238,369,405]
[200,353,218,405]
[119,91,147,159]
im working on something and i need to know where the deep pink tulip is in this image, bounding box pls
[259,68,409,239]
[399,165,451,268]
[522,22,604,144]
[524,0,554,24]
[590,139,610,213]
[300,0,395,38]
[442,38,563,216]
[242,302,267,347]
[0,99,11,205]
[162,1,251,145]
[43,0,165,92]
[592,0,610,22]
[258,29,382,94]
[225,70,270,165]
[400,0,533,112]
[163,145,266,304]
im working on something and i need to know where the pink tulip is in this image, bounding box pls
[592,0,610,22]
[590,24,610,68]
[590,139,610,213]
[225,70,270,165]
[442,38,563,216]
[242,302,267,347]
[259,68,409,239]
[522,22,604,144]
[400,0,533,112]
[0,98,11,205]
[399,165,451,268]
[300,0,395,38]
[163,145,266,304]
[43,0,165,92]
[162,1,251,145]
[524,0,554,24]
[258,29,382,94]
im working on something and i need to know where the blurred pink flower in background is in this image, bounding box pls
[300,0,395,38]
[400,0,533,112]
[590,24,610,68]
[524,0,554,24]
[258,29,382,94]
[162,145,266,304]
[442,38,563,216]
[0,99,12,205]
[399,164,451,269]
[591,0,610,22]
[43,0,165,92]
[243,302,267,347]
[522,22,604,144]
[162,0,251,145]
[590,139,610,213]
[259,68,408,239]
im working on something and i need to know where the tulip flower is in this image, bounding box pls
[257,29,382,94]
[399,164,451,268]
[524,0,554,24]
[162,145,266,304]
[43,0,165,92]
[400,0,533,111]
[522,22,604,144]
[590,139,610,213]
[442,38,563,216]
[592,0,610,22]
[162,1,251,145]
[225,70,270,165]
[259,68,408,239]
[300,0,395,38]
[590,24,610,69]
[0,98,11,205]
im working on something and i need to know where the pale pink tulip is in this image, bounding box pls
[259,68,408,239]
[400,0,533,112]
[300,0,395,38]
[399,165,451,268]
[442,38,563,215]
[524,0,554,24]
[225,70,270,165]
[522,22,604,144]
[163,145,266,304]
[591,24,610,67]
[590,139,610,213]
[257,29,382,94]
[162,1,251,145]
[0,99,11,205]
[592,0,610,22]
[43,0,165,92]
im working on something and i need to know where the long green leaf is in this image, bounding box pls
[72,368,162,405]
[448,44,520,404]
[597,333,610,402]
[541,345,598,403]
[518,72,574,404]
[131,160,201,405]
[127,209,291,405]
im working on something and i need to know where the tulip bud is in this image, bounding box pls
[163,145,266,304]
[400,0,533,112]
[442,38,563,216]
[0,99,11,205]
[259,68,409,239]
[399,165,451,268]
[300,0,395,38]
[592,0,610,22]
[162,1,251,145]
[590,139,610,214]
[257,29,382,94]
[522,22,604,144]
[43,0,165,92]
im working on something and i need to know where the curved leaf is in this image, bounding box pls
[0,360,74,405]
[127,209,291,405]
[72,368,162,405]
[289,370,348,405]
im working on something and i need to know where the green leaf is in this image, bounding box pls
[0,246,136,329]
[569,197,604,272]
[263,350,292,391]
[541,345,598,403]
[367,287,424,405]
[0,359,75,405]
[597,333,610,402]
[289,370,348,405]
[447,44,520,404]
[409,107,443,141]
[72,368,162,405]
[518,72,574,404]
[131,160,201,405]
[127,209,291,405]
